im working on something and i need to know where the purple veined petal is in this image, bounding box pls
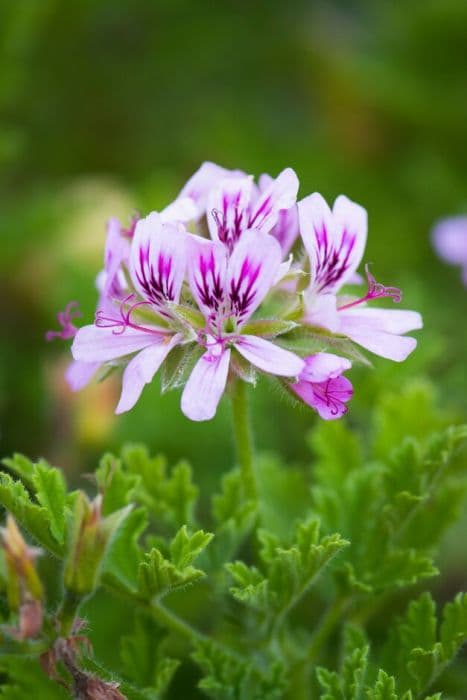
[65,360,101,391]
[235,335,305,376]
[72,325,165,363]
[338,307,423,335]
[161,197,198,223]
[186,235,228,321]
[270,205,299,256]
[300,352,352,383]
[298,193,367,295]
[178,162,246,218]
[103,218,131,297]
[303,291,341,333]
[292,375,353,420]
[181,346,231,421]
[207,176,253,246]
[249,168,299,235]
[116,334,181,414]
[130,212,187,308]
[227,230,282,325]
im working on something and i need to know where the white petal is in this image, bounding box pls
[235,335,304,377]
[181,348,231,421]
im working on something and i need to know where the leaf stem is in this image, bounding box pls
[149,596,208,645]
[307,596,349,663]
[230,379,257,501]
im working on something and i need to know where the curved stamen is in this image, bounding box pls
[95,294,162,336]
[338,264,402,311]
[46,302,82,341]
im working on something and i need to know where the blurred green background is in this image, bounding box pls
[1,0,466,486]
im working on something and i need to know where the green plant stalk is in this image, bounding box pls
[230,379,257,500]
[307,596,350,664]
[58,589,84,637]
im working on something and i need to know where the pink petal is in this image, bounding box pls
[65,360,100,391]
[298,193,367,294]
[207,176,253,246]
[292,375,353,420]
[303,292,340,333]
[227,230,282,325]
[235,335,305,377]
[103,218,130,296]
[270,205,299,256]
[130,213,187,308]
[340,329,417,362]
[300,352,351,383]
[432,216,467,266]
[116,335,181,414]
[178,162,246,217]
[186,235,228,319]
[249,168,299,235]
[72,325,163,362]
[161,197,198,223]
[339,307,423,335]
[181,347,231,421]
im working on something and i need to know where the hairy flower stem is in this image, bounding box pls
[58,590,84,637]
[230,379,257,501]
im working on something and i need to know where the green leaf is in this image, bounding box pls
[366,670,398,700]
[240,319,298,338]
[138,526,213,599]
[103,507,148,595]
[382,592,467,696]
[0,472,61,555]
[120,612,180,695]
[192,639,287,700]
[0,656,68,699]
[95,453,140,514]
[31,462,67,545]
[121,445,198,528]
[169,525,213,569]
[227,519,348,618]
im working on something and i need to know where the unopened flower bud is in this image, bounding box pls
[63,492,131,596]
[0,515,43,610]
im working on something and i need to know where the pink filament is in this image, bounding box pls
[338,264,402,311]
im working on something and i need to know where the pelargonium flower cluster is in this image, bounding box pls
[48,162,422,421]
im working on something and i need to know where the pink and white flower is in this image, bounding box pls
[72,213,188,413]
[181,231,305,421]
[175,161,299,255]
[432,215,467,286]
[290,353,353,420]
[298,193,423,362]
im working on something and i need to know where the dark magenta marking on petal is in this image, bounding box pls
[249,195,272,228]
[135,243,176,307]
[314,221,356,292]
[195,250,225,312]
[229,257,261,322]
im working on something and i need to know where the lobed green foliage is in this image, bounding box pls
[0,383,466,699]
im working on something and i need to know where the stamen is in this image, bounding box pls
[338,264,402,311]
[313,379,348,416]
[45,302,82,341]
[95,294,160,336]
